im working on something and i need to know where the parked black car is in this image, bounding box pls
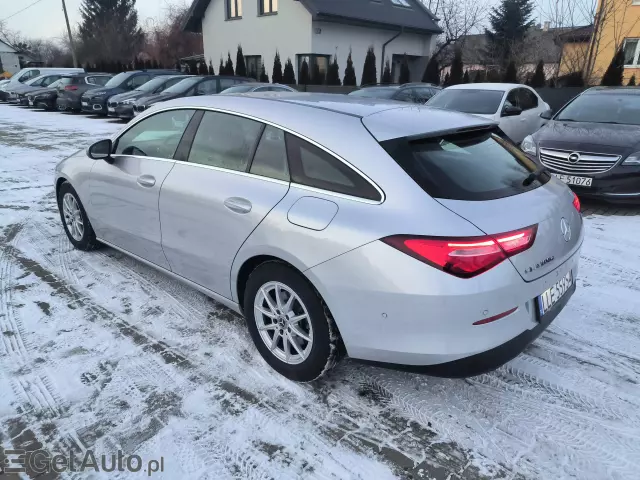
[55,73,113,111]
[7,74,63,104]
[80,70,178,115]
[348,83,441,103]
[24,80,64,109]
[107,74,191,120]
[521,87,640,203]
[132,75,255,116]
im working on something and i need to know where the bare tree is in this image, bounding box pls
[419,0,486,60]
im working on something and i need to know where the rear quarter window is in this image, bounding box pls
[380,129,547,201]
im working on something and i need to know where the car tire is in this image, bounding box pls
[244,262,341,382]
[57,182,100,251]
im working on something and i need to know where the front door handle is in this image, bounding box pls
[224,197,252,214]
[137,175,156,188]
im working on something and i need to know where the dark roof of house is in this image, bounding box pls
[183,0,441,35]
[557,24,593,43]
[444,25,591,66]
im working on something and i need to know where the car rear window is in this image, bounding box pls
[427,90,505,114]
[380,129,547,201]
[60,76,82,86]
[349,87,399,99]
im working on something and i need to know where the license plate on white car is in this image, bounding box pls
[537,270,573,317]
[552,173,593,187]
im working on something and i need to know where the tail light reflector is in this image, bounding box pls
[64,85,78,91]
[473,307,518,325]
[572,192,581,212]
[382,225,538,278]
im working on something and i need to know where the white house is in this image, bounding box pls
[0,38,21,75]
[183,0,441,84]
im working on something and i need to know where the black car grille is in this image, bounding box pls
[134,105,146,112]
[539,148,621,175]
[107,101,119,108]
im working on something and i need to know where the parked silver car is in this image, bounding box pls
[55,93,583,382]
[220,82,296,94]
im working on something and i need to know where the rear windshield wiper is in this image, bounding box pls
[522,167,549,186]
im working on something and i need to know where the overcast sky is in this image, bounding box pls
[2,0,188,39]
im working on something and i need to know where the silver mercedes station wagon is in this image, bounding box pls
[55,93,583,382]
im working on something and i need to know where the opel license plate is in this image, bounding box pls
[537,270,573,317]
[552,173,592,187]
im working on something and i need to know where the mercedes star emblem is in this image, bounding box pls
[560,217,572,242]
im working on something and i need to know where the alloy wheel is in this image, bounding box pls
[254,282,314,365]
[62,193,84,241]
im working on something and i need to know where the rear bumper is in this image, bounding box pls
[307,239,582,374]
[549,166,640,204]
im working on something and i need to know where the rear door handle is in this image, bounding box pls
[224,197,252,214]
[137,175,156,188]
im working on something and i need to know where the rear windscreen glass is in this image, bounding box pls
[427,90,504,114]
[381,129,547,201]
[60,77,82,85]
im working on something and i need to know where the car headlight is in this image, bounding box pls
[521,135,537,156]
[623,152,640,166]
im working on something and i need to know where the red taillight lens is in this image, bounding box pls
[572,192,581,212]
[64,85,78,91]
[383,225,538,278]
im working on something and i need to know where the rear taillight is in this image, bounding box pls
[382,225,538,278]
[64,85,78,91]
[572,192,581,212]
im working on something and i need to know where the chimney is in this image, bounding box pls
[543,21,551,32]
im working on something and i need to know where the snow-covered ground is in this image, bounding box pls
[1,104,639,480]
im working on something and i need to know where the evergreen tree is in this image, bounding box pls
[283,58,296,84]
[225,52,235,76]
[78,0,144,62]
[530,60,546,87]
[361,46,377,85]
[382,59,392,84]
[485,0,535,68]
[628,74,637,86]
[422,56,440,85]
[0,56,3,74]
[299,58,310,85]
[343,49,357,86]
[310,61,324,85]
[272,51,283,83]
[463,70,470,83]
[260,63,269,82]
[116,60,123,73]
[443,72,450,86]
[153,59,159,69]
[473,70,487,83]
[601,48,625,86]
[449,49,464,85]
[487,69,502,82]
[219,58,225,76]
[503,60,518,82]
[235,45,247,77]
[327,55,341,86]
[209,59,215,75]
[200,62,208,75]
[399,54,411,84]
[548,77,556,88]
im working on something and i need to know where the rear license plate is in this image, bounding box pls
[28,100,33,106]
[552,173,592,187]
[537,270,573,317]
[82,101,89,106]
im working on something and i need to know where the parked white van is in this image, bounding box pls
[0,67,83,92]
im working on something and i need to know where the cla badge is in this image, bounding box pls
[568,152,581,163]
[560,217,571,242]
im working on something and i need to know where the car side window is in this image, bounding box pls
[505,89,519,109]
[285,134,381,201]
[188,111,263,171]
[95,76,111,86]
[253,86,269,92]
[394,89,414,102]
[42,76,60,86]
[114,109,195,159]
[127,75,150,89]
[272,87,291,92]
[518,88,538,110]
[250,126,289,181]
[195,79,217,95]
[218,78,236,92]
[414,87,436,102]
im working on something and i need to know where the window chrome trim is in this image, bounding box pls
[122,105,386,204]
[171,161,291,186]
[110,154,176,163]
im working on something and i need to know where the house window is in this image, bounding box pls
[297,54,331,84]
[227,0,242,19]
[623,38,640,66]
[259,0,278,14]
[245,55,262,79]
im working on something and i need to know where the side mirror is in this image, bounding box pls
[502,105,522,117]
[88,139,113,162]
[540,109,553,120]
